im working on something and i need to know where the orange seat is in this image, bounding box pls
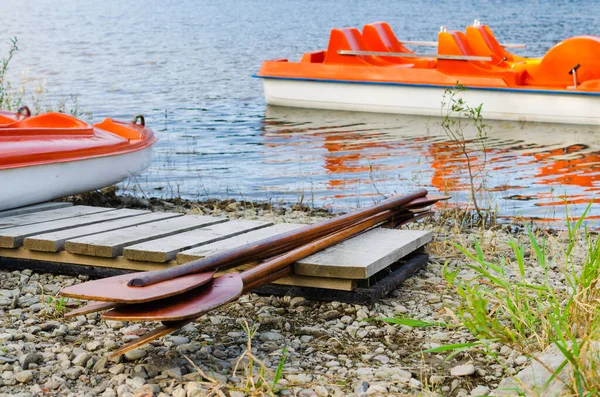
[362,22,435,68]
[437,30,526,86]
[465,24,531,65]
[522,36,600,87]
[323,27,412,68]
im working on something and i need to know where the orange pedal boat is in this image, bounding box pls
[0,107,157,211]
[256,21,600,125]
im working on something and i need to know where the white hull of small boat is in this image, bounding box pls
[262,78,600,125]
[0,147,153,211]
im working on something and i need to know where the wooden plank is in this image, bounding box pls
[0,202,73,218]
[0,209,150,249]
[0,205,112,230]
[0,247,355,291]
[255,252,428,304]
[65,215,229,258]
[24,211,180,252]
[0,247,175,272]
[294,229,432,279]
[124,219,274,263]
[176,223,306,263]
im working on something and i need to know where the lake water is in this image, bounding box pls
[3,0,600,223]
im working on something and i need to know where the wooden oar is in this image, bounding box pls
[127,190,428,287]
[107,210,399,356]
[64,301,119,318]
[60,270,216,303]
[398,40,526,49]
[59,191,430,304]
[102,209,398,322]
[338,50,492,62]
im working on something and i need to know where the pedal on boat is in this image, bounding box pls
[0,108,157,211]
[255,21,600,125]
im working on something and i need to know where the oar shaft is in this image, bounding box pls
[240,209,398,287]
[128,190,428,287]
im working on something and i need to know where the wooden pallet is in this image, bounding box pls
[0,204,432,300]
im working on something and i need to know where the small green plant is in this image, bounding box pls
[440,201,600,395]
[0,37,21,110]
[232,320,290,396]
[441,85,492,224]
[46,296,68,317]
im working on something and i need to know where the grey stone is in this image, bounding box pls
[490,344,579,396]
[168,336,189,346]
[366,384,387,395]
[451,364,475,377]
[354,381,369,397]
[135,384,161,395]
[86,341,102,351]
[109,364,125,375]
[355,367,374,379]
[93,356,109,373]
[39,321,61,331]
[125,376,145,389]
[162,367,181,378]
[124,349,147,361]
[286,373,312,384]
[20,353,42,370]
[470,385,490,396]
[64,366,83,380]
[259,332,283,342]
[289,297,307,308]
[72,352,91,367]
[0,333,13,342]
[313,385,328,397]
[15,370,34,383]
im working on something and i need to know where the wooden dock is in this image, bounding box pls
[0,203,431,303]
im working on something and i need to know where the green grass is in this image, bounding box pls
[379,202,600,395]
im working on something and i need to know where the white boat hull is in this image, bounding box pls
[0,147,153,211]
[262,78,600,125]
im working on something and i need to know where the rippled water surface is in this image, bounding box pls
[3,0,600,223]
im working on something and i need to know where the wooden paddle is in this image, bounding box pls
[60,270,217,304]
[106,209,401,356]
[102,208,398,322]
[59,191,435,303]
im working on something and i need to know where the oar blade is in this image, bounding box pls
[102,273,244,322]
[59,271,216,303]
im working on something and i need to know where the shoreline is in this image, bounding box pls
[0,189,591,396]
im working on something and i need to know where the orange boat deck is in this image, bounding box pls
[257,22,600,93]
[0,111,157,170]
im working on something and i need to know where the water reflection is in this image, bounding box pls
[260,107,600,224]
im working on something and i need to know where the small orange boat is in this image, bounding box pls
[0,107,157,211]
[256,21,600,125]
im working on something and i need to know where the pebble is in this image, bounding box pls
[64,366,83,380]
[259,332,283,342]
[451,364,476,377]
[470,385,490,396]
[14,370,33,383]
[20,353,42,370]
[124,349,147,361]
[72,352,91,367]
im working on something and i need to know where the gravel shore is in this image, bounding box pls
[0,192,568,397]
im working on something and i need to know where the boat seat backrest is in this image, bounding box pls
[465,25,513,63]
[363,22,412,54]
[324,27,396,66]
[361,22,435,68]
[437,30,529,85]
